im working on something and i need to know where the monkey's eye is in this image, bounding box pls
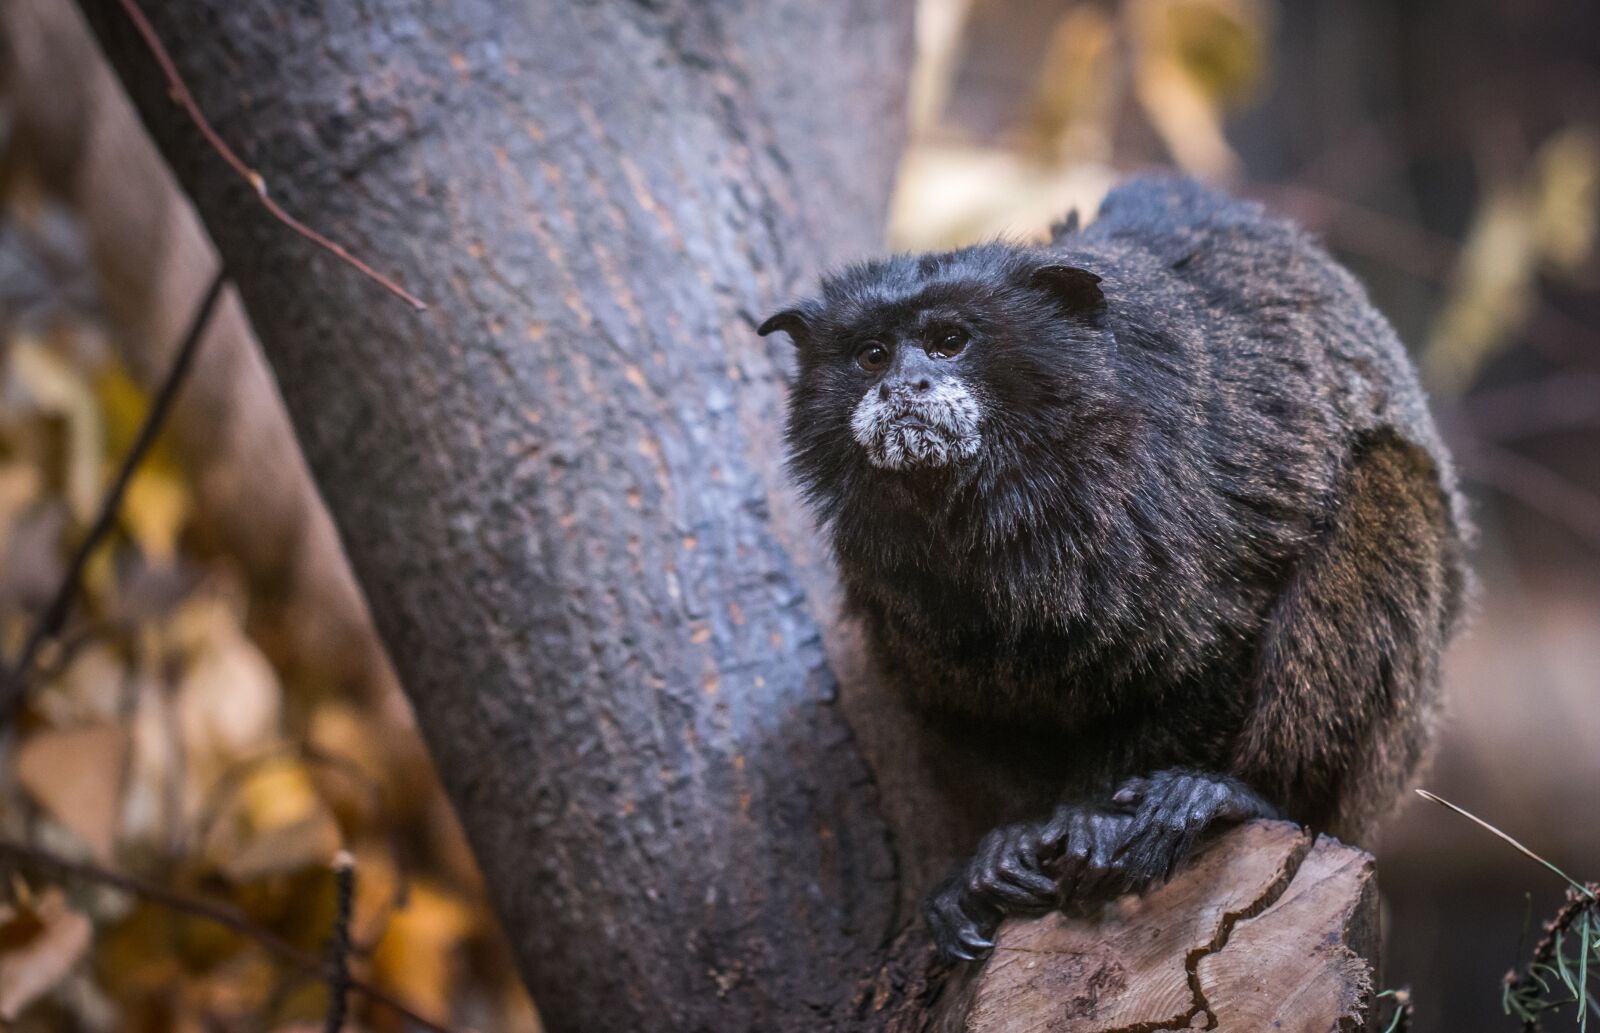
[929,327,969,358]
[855,341,890,373]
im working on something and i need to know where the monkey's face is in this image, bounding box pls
[843,319,984,471]
[759,244,1114,515]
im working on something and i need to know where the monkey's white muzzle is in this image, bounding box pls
[850,381,982,470]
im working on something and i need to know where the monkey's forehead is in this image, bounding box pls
[820,287,972,328]
[813,243,1056,327]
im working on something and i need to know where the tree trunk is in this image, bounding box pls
[75,1,919,1030]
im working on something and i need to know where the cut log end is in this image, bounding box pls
[928,820,1379,1033]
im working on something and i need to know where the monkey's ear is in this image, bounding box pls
[1029,264,1104,315]
[757,308,813,344]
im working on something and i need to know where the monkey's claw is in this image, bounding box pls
[925,821,1062,961]
[925,878,998,961]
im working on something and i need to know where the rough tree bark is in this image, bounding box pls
[69,2,1382,1031]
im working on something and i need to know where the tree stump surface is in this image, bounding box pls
[930,821,1378,1033]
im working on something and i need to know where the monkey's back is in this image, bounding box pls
[1078,175,1469,545]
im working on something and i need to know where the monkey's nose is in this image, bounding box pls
[913,378,932,393]
[878,384,890,401]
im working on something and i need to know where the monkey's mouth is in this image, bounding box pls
[850,384,983,471]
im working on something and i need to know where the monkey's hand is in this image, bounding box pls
[1099,768,1278,892]
[924,805,1131,962]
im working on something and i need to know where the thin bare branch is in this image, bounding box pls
[0,267,226,723]
[325,851,357,1033]
[110,0,429,311]
[1457,374,1600,441]
[1456,439,1600,555]
[0,839,461,1033]
[1415,790,1595,898]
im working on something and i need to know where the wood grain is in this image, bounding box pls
[932,821,1378,1033]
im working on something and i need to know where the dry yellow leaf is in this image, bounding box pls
[1532,124,1600,276]
[1424,187,1537,392]
[372,879,478,1023]
[95,364,192,564]
[94,900,245,999]
[92,363,149,463]
[202,757,341,882]
[1128,0,1271,178]
[121,465,191,565]
[0,886,93,1021]
[7,336,101,523]
[1028,4,1119,163]
[16,723,129,861]
[307,702,389,828]
[1132,0,1270,105]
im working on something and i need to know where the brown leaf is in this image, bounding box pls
[170,599,282,819]
[16,723,129,861]
[0,887,93,1021]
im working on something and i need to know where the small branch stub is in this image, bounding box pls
[928,821,1379,1033]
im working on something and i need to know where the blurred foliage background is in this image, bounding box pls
[0,0,1596,1031]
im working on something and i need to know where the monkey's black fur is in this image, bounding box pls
[759,175,1470,961]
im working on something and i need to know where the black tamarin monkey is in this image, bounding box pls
[758,175,1470,961]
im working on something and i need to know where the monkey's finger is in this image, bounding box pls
[1062,811,1131,901]
[965,830,1015,897]
[1039,804,1080,848]
[989,860,1059,906]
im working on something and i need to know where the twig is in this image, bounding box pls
[0,268,227,724]
[1252,183,1457,281]
[1455,440,1600,557]
[0,839,459,1033]
[110,0,428,312]
[1415,790,1595,899]
[325,851,356,1033]
[1456,374,1600,442]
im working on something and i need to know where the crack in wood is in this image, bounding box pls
[929,822,1376,1033]
[1177,828,1315,1031]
